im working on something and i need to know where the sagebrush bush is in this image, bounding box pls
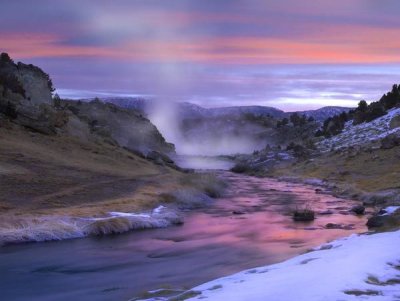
[179,173,226,198]
[292,206,315,221]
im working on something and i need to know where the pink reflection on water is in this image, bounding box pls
[0,172,370,301]
[123,172,368,272]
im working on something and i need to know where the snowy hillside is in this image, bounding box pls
[299,106,352,122]
[317,108,400,152]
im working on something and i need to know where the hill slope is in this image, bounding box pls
[0,53,222,245]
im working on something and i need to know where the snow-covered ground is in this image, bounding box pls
[175,231,400,301]
[318,108,400,152]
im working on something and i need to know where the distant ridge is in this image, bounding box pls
[93,97,351,121]
[296,106,353,121]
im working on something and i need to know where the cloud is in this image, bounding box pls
[2,0,400,110]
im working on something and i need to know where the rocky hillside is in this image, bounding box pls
[62,99,175,155]
[0,53,226,244]
[99,98,344,155]
[229,96,400,229]
[0,53,66,135]
[297,106,352,122]
[0,53,174,157]
[317,107,400,152]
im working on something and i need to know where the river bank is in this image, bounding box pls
[1,171,369,301]
[177,229,400,301]
[0,126,225,246]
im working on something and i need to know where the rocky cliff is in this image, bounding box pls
[0,53,174,156]
[63,99,175,155]
[0,53,67,134]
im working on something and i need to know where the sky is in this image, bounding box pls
[1,0,400,111]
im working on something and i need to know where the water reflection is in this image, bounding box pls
[0,172,368,301]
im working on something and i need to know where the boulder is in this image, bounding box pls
[0,53,66,134]
[325,223,355,230]
[366,209,400,228]
[366,215,387,228]
[350,205,365,215]
[389,115,400,129]
[232,210,246,215]
[380,133,400,149]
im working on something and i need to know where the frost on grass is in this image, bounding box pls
[0,206,182,245]
[180,231,400,301]
[317,108,400,152]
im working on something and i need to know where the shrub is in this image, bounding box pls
[230,162,251,174]
[293,206,315,221]
[289,113,308,127]
[276,117,289,128]
[286,142,310,158]
[0,52,13,63]
[179,173,226,198]
[161,188,213,209]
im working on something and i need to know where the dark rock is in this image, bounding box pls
[378,209,387,215]
[366,216,386,228]
[232,210,246,215]
[380,133,400,149]
[325,223,354,230]
[389,115,400,129]
[350,205,365,215]
[325,223,342,229]
[367,209,400,228]
[319,210,334,215]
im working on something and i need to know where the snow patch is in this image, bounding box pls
[179,231,400,301]
[318,108,400,152]
[381,206,400,216]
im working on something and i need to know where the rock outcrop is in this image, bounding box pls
[389,115,400,129]
[0,53,174,157]
[380,132,400,149]
[0,52,66,134]
[63,99,175,155]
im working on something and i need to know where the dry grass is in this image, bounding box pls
[0,125,185,218]
[0,124,231,245]
[273,145,400,193]
[179,172,227,198]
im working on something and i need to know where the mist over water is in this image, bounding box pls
[148,100,264,158]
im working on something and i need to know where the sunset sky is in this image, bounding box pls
[1,0,400,110]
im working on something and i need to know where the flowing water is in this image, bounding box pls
[0,172,368,301]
